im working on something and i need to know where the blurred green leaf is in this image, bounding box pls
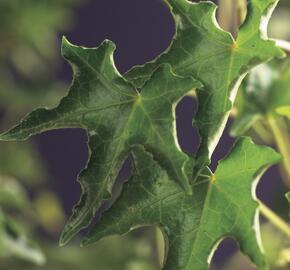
[0,176,30,210]
[0,76,66,127]
[34,191,65,236]
[276,106,290,119]
[0,142,46,186]
[0,209,45,266]
[0,0,81,78]
[6,233,156,270]
[261,223,290,269]
[231,59,290,136]
[269,0,290,40]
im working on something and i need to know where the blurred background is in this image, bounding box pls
[0,0,289,269]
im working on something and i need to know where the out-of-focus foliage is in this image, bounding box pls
[0,0,80,267]
[0,176,29,210]
[0,79,65,128]
[269,0,290,41]
[0,0,78,127]
[5,234,156,270]
[261,223,290,269]
[0,210,45,266]
[231,58,290,136]
[0,143,46,186]
[0,177,45,266]
[0,0,80,78]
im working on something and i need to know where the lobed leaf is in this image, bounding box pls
[83,137,280,270]
[125,0,284,172]
[0,37,201,245]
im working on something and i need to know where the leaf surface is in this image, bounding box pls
[125,0,284,171]
[0,38,201,245]
[83,137,280,270]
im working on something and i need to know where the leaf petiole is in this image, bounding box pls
[259,201,290,239]
[275,39,290,53]
[267,114,290,187]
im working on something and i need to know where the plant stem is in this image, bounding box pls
[267,114,290,187]
[275,39,290,53]
[218,0,247,37]
[259,202,290,239]
[252,120,273,145]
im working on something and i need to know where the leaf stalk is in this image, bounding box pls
[259,202,290,239]
[267,114,290,187]
[275,39,290,53]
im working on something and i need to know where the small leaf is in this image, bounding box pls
[0,37,201,245]
[83,137,280,270]
[125,0,284,171]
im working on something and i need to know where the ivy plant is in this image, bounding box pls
[1,0,290,269]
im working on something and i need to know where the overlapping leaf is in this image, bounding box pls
[125,0,284,172]
[83,138,280,270]
[0,38,201,245]
[231,58,290,136]
[0,0,284,267]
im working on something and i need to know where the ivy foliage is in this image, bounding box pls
[0,0,285,269]
[125,0,284,172]
[83,138,280,270]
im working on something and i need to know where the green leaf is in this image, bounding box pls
[231,58,290,136]
[0,176,30,210]
[231,59,290,136]
[0,142,46,186]
[276,106,290,119]
[125,0,284,171]
[261,223,290,268]
[0,209,45,265]
[0,0,81,77]
[83,137,280,270]
[6,234,156,270]
[0,37,201,245]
